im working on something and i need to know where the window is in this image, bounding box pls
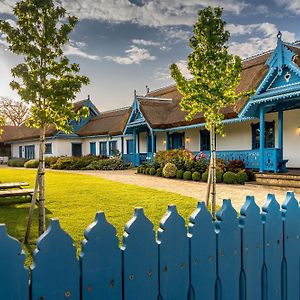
[252,121,275,149]
[45,143,52,154]
[71,143,82,157]
[99,142,107,156]
[170,133,184,149]
[200,130,210,151]
[127,139,134,154]
[90,142,96,156]
[109,141,118,156]
[24,145,35,159]
[19,146,22,158]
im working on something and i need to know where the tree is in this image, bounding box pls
[170,7,253,218]
[0,0,90,238]
[0,115,4,135]
[0,96,30,126]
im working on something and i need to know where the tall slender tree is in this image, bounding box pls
[170,6,253,218]
[0,115,4,135]
[0,0,90,237]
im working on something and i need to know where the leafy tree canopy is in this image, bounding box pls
[0,0,90,133]
[170,6,254,135]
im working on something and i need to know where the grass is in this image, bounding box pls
[0,167,199,264]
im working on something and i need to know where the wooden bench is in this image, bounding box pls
[0,182,29,190]
[0,189,34,201]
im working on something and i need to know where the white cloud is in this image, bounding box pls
[1,0,249,27]
[105,45,156,64]
[227,22,296,58]
[161,27,192,43]
[155,59,191,81]
[63,44,100,60]
[132,39,160,47]
[275,0,300,14]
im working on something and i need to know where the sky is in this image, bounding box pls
[0,0,300,111]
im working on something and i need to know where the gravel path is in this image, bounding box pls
[52,169,298,211]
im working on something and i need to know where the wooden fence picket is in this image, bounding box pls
[80,212,122,300]
[239,196,264,300]
[123,207,158,300]
[31,219,80,300]
[0,224,29,300]
[188,202,216,300]
[261,194,283,300]
[215,199,241,300]
[158,205,189,300]
[281,192,300,300]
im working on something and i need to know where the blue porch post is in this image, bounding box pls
[259,105,265,173]
[278,109,283,153]
[121,136,124,157]
[166,131,170,150]
[133,129,137,166]
[151,130,155,159]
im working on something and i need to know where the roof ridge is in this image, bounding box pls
[100,106,131,114]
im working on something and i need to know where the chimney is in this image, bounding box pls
[146,85,150,94]
[87,94,90,100]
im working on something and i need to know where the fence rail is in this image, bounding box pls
[1,192,300,300]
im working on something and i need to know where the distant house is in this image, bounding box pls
[2,34,300,172]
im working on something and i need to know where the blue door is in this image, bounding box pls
[99,142,107,156]
[90,142,96,156]
[171,133,184,149]
[127,140,134,154]
[24,145,35,159]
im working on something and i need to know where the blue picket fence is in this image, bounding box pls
[1,192,300,300]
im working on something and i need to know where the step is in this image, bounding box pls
[245,182,300,192]
[255,172,300,181]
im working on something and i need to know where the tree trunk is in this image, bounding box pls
[210,124,217,219]
[205,154,213,207]
[38,125,46,235]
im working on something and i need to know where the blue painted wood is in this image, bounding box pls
[239,196,264,300]
[261,194,283,300]
[259,105,265,172]
[158,205,189,300]
[281,192,300,300]
[188,202,216,300]
[31,219,80,300]
[122,208,158,300]
[215,199,240,300]
[0,224,29,300]
[80,212,122,300]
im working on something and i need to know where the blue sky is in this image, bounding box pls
[0,0,300,111]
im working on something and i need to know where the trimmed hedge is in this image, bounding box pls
[156,168,162,177]
[236,170,248,184]
[176,169,184,179]
[51,156,102,170]
[192,171,201,181]
[85,158,132,170]
[163,163,177,178]
[202,171,209,182]
[7,158,28,167]
[183,171,192,180]
[149,167,156,176]
[24,160,39,168]
[223,171,237,184]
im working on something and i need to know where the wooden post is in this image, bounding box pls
[210,124,217,219]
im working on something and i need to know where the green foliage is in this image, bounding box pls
[176,169,184,179]
[202,171,209,182]
[86,158,132,171]
[155,149,194,167]
[162,162,177,178]
[170,6,254,135]
[245,169,255,181]
[146,167,151,175]
[194,159,208,174]
[45,156,59,168]
[223,171,237,184]
[183,171,192,180]
[24,159,39,168]
[156,168,162,177]
[149,167,157,176]
[236,170,248,184]
[51,156,101,170]
[192,171,201,181]
[7,158,28,167]
[0,115,4,135]
[0,0,90,133]
[227,159,245,173]
[216,171,223,183]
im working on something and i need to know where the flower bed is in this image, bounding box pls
[137,150,253,184]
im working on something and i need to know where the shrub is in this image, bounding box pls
[52,155,102,170]
[146,167,150,175]
[227,159,245,173]
[183,170,192,180]
[24,159,39,168]
[192,171,201,181]
[202,171,209,182]
[194,159,208,174]
[176,169,184,179]
[156,168,162,177]
[155,149,194,167]
[245,169,255,181]
[149,167,157,176]
[7,158,28,167]
[86,158,132,170]
[216,171,223,183]
[184,160,195,172]
[236,170,248,184]
[162,163,177,178]
[45,156,59,168]
[216,158,227,173]
[223,171,237,184]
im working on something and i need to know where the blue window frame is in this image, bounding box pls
[251,121,275,149]
[90,142,96,156]
[109,141,118,156]
[200,130,210,151]
[127,139,134,154]
[146,135,156,153]
[24,145,35,159]
[71,143,82,157]
[45,143,52,154]
[170,133,184,149]
[99,142,107,156]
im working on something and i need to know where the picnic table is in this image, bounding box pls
[0,182,29,190]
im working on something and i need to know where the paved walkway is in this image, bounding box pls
[54,169,299,211]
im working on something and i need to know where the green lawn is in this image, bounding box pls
[0,168,198,262]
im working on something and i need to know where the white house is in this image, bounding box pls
[2,34,300,172]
